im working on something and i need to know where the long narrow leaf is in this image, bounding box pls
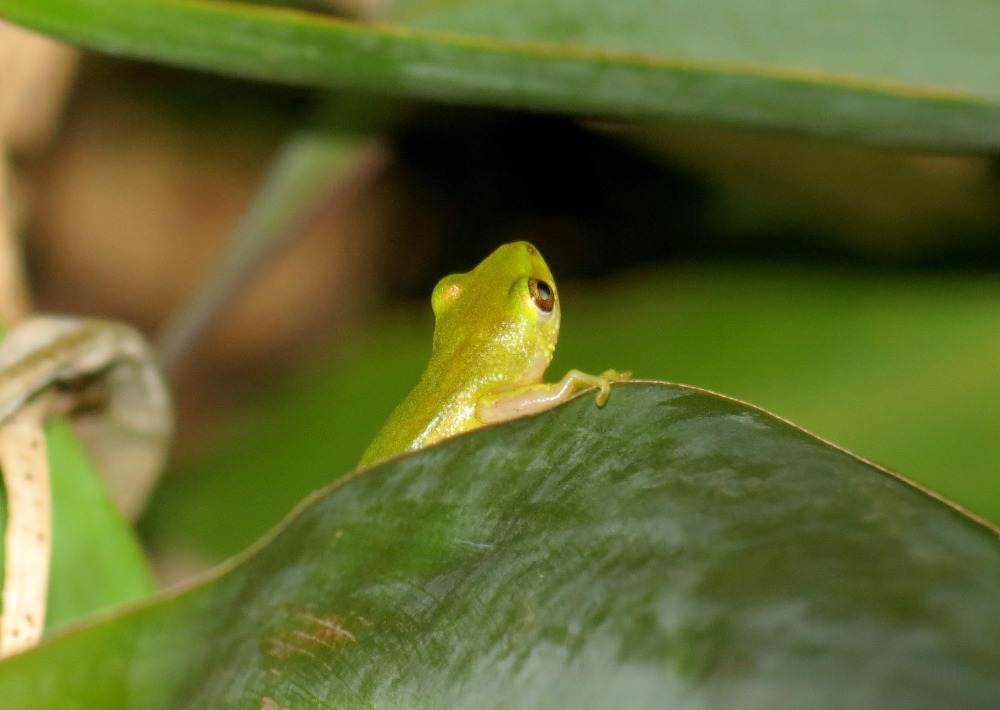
[1,0,1000,148]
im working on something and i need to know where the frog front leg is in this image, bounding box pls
[477,369,631,423]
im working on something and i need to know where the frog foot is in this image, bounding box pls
[561,368,632,406]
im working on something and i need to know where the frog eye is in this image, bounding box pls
[528,278,555,313]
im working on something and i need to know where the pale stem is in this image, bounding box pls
[0,402,50,658]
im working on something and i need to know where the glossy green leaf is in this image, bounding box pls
[1,420,155,632]
[5,384,1000,707]
[1,0,1000,149]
